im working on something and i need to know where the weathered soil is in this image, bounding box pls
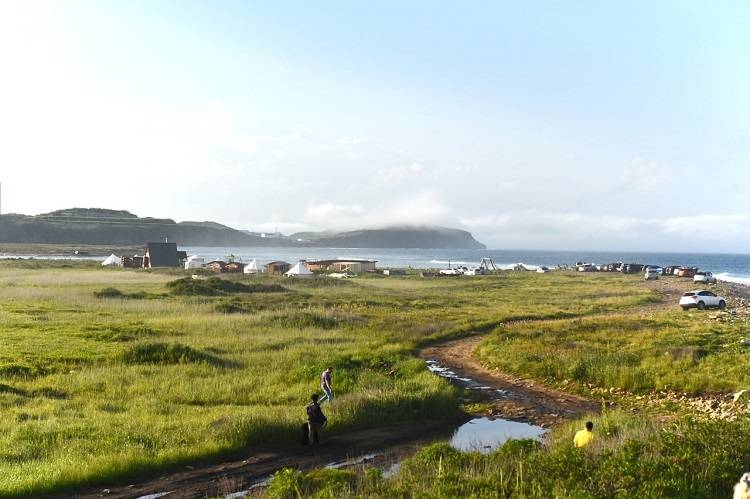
[420,335,600,428]
[71,420,459,499]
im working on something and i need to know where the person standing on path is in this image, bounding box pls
[306,394,327,445]
[319,366,334,403]
[573,421,594,448]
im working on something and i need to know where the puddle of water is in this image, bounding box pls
[137,493,172,499]
[425,359,547,452]
[450,417,546,453]
[325,452,380,469]
[224,477,270,498]
[382,462,401,479]
[425,359,513,396]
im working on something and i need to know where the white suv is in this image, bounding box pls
[679,290,726,310]
[693,271,717,284]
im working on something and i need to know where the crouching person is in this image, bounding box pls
[306,393,328,446]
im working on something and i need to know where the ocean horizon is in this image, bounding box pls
[5,247,750,286]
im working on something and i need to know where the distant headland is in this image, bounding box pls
[0,208,486,250]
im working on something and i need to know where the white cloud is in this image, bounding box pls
[460,210,750,251]
[620,157,694,191]
[661,214,750,237]
[375,162,425,185]
[302,191,453,230]
[335,136,369,146]
[304,202,366,224]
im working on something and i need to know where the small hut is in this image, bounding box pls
[265,261,291,275]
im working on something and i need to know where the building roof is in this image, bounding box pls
[307,258,378,265]
[145,242,180,267]
[265,261,290,266]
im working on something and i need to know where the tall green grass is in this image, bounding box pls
[0,267,657,495]
[476,308,750,393]
[272,411,750,498]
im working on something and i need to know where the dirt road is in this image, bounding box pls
[420,334,599,428]
[72,420,458,499]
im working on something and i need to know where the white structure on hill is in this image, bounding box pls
[285,260,314,278]
[101,254,121,266]
[243,259,261,274]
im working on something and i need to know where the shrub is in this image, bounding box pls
[93,287,124,298]
[0,363,43,379]
[93,288,151,299]
[268,311,340,329]
[266,468,304,499]
[167,277,286,296]
[122,342,224,366]
[214,301,250,314]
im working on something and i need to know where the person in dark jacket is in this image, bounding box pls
[306,394,327,445]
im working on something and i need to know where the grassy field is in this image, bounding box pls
[0,262,656,496]
[261,279,750,498]
[270,411,750,498]
[475,308,750,394]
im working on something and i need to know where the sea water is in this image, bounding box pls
[4,247,750,285]
[180,247,750,284]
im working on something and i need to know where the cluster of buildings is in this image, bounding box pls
[105,242,379,277]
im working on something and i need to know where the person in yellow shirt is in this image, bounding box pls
[573,421,594,448]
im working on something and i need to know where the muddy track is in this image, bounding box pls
[72,420,459,499]
[420,334,600,428]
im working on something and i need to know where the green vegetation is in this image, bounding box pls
[475,310,750,393]
[166,276,287,295]
[278,412,750,498]
[261,277,750,498]
[0,266,655,496]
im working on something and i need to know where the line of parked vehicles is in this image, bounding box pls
[438,266,489,276]
[574,261,726,310]
[576,262,717,283]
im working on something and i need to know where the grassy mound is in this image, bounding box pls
[167,277,286,296]
[93,287,152,299]
[268,311,343,329]
[122,342,224,366]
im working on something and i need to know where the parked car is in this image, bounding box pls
[621,263,645,274]
[663,265,680,276]
[536,266,551,273]
[465,267,486,276]
[643,265,663,274]
[679,290,726,310]
[577,264,597,272]
[675,267,698,278]
[694,271,717,284]
[439,268,462,276]
[644,268,660,280]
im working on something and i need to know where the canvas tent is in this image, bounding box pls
[243,259,261,274]
[285,260,313,278]
[185,255,205,270]
[101,254,121,266]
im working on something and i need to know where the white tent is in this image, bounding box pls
[285,260,314,278]
[101,254,121,266]
[243,259,261,274]
[185,255,205,270]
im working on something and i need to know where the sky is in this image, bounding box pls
[0,1,748,252]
